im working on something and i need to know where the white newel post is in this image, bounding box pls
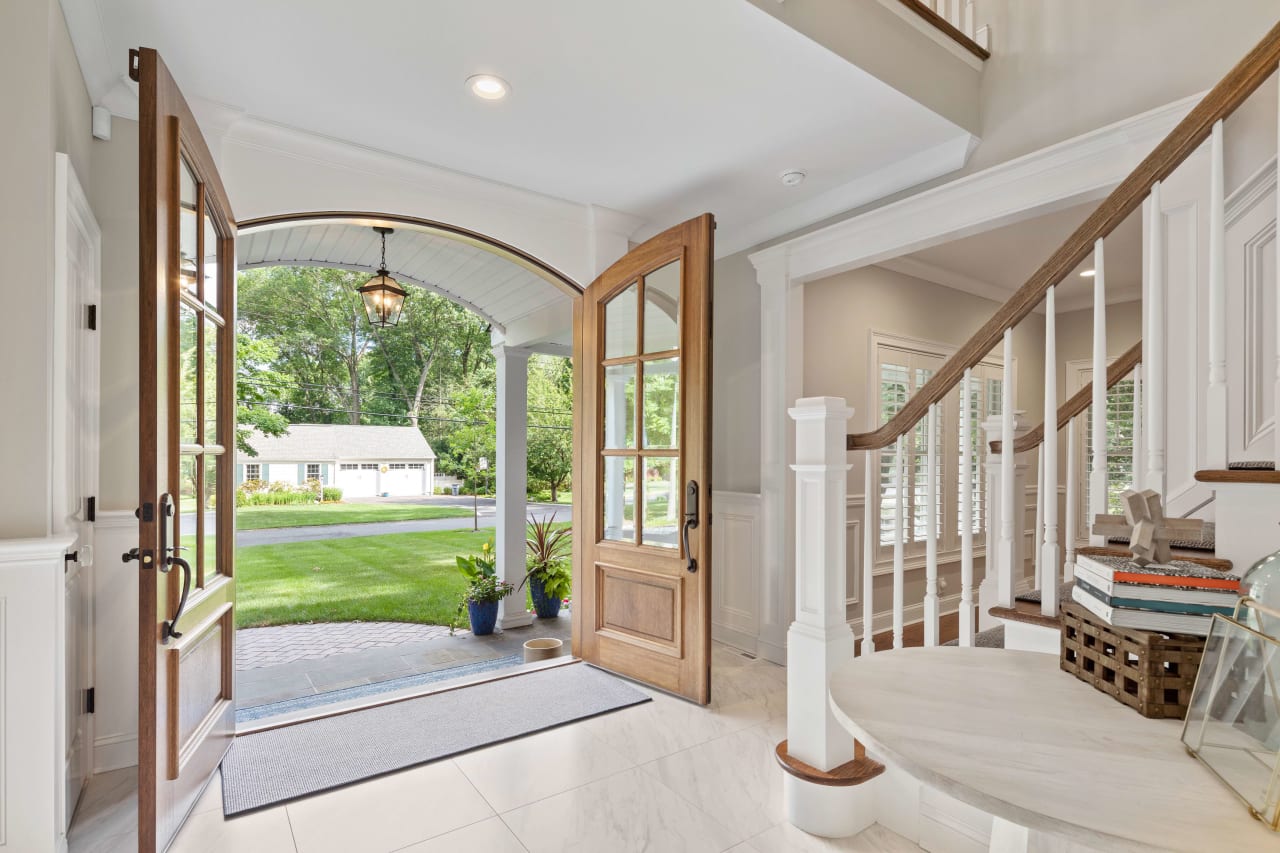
[495,344,533,630]
[979,413,1030,631]
[785,397,878,838]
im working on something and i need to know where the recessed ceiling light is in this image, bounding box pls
[780,169,807,187]
[466,74,510,100]
[1080,269,1096,277]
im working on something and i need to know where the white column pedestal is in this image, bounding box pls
[783,774,879,839]
[494,343,533,631]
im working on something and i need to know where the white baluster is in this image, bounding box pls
[959,369,975,646]
[1132,363,1144,490]
[963,0,976,38]
[1275,68,1280,467]
[1042,286,1060,617]
[1207,119,1228,469]
[924,404,939,646]
[1034,449,1044,600]
[893,434,906,650]
[862,451,876,656]
[998,328,1016,609]
[1089,239,1108,546]
[1065,417,1078,582]
[1147,181,1167,497]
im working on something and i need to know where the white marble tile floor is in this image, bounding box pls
[68,643,920,853]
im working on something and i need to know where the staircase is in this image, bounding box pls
[807,19,1280,654]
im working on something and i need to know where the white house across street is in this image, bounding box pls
[237,424,437,497]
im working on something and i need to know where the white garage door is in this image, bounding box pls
[381,463,426,496]
[336,463,379,497]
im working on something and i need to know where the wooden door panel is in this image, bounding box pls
[573,214,713,704]
[135,46,237,852]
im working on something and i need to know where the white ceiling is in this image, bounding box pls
[62,0,973,256]
[237,219,572,333]
[882,201,1145,313]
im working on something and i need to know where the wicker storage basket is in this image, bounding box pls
[1060,602,1206,719]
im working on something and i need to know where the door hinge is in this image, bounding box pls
[86,304,97,330]
[86,687,95,714]
[86,496,96,522]
[128,49,140,82]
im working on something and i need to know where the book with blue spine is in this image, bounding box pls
[1073,577,1236,617]
[1072,559,1241,609]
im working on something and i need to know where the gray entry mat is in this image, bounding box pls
[220,662,649,815]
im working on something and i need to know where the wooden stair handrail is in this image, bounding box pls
[895,0,990,61]
[989,341,1142,454]
[848,20,1280,453]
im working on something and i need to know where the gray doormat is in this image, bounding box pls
[220,662,649,815]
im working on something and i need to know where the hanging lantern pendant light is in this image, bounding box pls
[358,226,408,328]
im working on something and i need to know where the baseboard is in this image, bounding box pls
[919,785,992,853]
[93,733,137,774]
[711,622,759,656]
[849,590,967,638]
[756,635,786,666]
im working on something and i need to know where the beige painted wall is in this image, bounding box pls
[971,0,1280,173]
[0,0,91,538]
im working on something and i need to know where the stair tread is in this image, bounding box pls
[989,602,1061,631]
[1196,468,1280,484]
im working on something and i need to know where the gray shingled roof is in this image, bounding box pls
[238,424,436,463]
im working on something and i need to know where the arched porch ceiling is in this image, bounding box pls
[236,214,578,334]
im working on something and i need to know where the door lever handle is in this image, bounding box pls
[162,556,192,643]
[683,480,700,573]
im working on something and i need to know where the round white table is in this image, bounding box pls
[829,647,1276,852]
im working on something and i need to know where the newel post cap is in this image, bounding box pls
[788,397,855,422]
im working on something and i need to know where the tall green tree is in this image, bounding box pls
[527,355,573,501]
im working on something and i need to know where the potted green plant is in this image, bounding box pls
[453,540,513,635]
[519,513,572,619]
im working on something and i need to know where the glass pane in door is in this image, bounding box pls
[604,283,639,359]
[643,259,681,353]
[603,363,636,449]
[179,305,199,445]
[641,457,680,549]
[642,357,679,449]
[602,456,636,543]
[203,215,220,311]
[179,160,199,295]
[203,453,220,581]
[204,318,218,444]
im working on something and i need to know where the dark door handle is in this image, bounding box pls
[162,556,191,643]
[683,480,699,573]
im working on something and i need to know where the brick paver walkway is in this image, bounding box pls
[236,622,462,671]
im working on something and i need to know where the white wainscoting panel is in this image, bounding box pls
[91,511,139,773]
[1228,158,1278,464]
[710,491,761,653]
[0,535,77,853]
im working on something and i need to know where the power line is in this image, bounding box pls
[238,378,573,417]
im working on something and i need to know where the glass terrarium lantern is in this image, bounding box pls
[1181,597,1280,830]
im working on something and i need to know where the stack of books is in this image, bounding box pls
[1071,553,1242,635]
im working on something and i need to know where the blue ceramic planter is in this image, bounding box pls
[529,575,562,619]
[467,599,500,635]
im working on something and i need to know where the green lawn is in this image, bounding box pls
[235,502,472,530]
[235,529,492,628]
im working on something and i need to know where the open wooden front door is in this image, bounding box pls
[133,47,238,852]
[573,214,714,704]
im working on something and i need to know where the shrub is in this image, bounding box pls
[321,486,343,503]
[236,479,325,507]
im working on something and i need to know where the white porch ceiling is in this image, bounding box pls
[883,201,1145,313]
[61,0,974,258]
[237,219,573,335]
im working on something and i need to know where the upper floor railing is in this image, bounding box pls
[896,0,989,60]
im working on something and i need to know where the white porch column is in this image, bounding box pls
[494,343,533,630]
[756,253,803,665]
[979,413,1030,631]
[784,397,877,838]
